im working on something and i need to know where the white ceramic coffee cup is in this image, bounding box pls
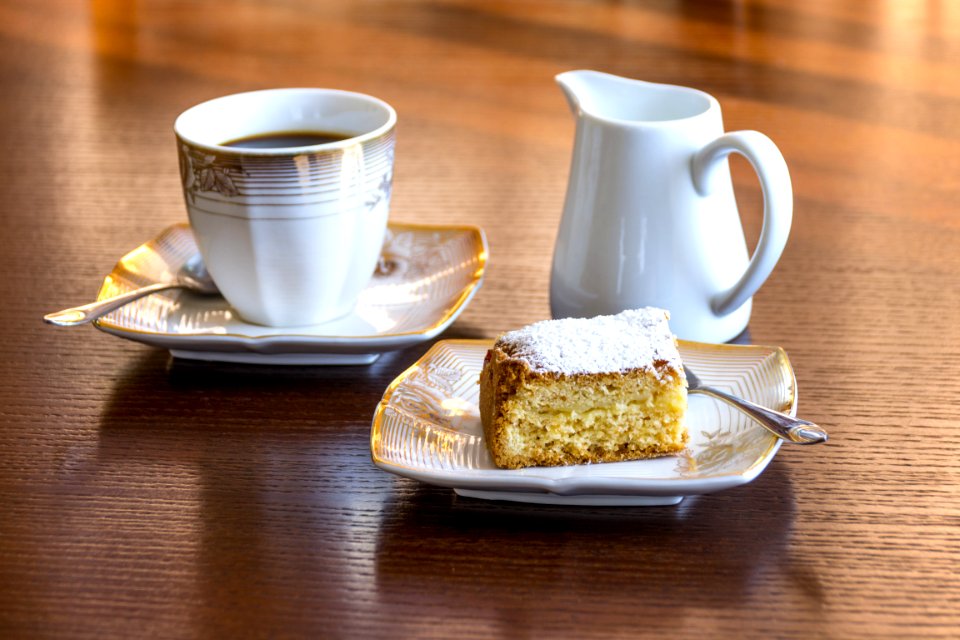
[174,88,396,327]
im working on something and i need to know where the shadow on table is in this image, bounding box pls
[373,463,821,636]
[92,344,434,633]
[96,342,431,434]
[94,321,496,449]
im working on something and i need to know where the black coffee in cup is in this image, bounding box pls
[222,130,352,149]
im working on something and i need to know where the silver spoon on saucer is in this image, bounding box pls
[684,365,828,445]
[44,256,219,327]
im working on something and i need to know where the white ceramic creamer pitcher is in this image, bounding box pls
[550,70,792,343]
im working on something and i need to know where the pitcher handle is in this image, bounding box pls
[691,131,793,317]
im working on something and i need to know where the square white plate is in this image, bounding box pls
[371,339,795,506]
[92,223,487,364]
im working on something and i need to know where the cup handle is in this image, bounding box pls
[691,130,793,317]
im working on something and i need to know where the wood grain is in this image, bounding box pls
[1,0,958,637]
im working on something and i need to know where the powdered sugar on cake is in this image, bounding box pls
[495,308,682,375]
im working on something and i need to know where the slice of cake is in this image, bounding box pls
[478,308,688,469]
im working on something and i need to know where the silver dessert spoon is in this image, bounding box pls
[684,365,828,445]
[44,256,219,327]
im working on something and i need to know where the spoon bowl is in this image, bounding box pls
[43,256,220,327]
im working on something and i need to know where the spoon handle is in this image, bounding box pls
[44,282,179,326]
[689,386,828,445]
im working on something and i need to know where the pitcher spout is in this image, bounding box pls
[556,70,593,116]
[556,70,715,124]
[556,70,624,118]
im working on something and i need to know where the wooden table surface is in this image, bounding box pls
[2,0,958,637]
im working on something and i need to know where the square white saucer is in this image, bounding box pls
[371,339,794,506]
[93,223,488,364]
